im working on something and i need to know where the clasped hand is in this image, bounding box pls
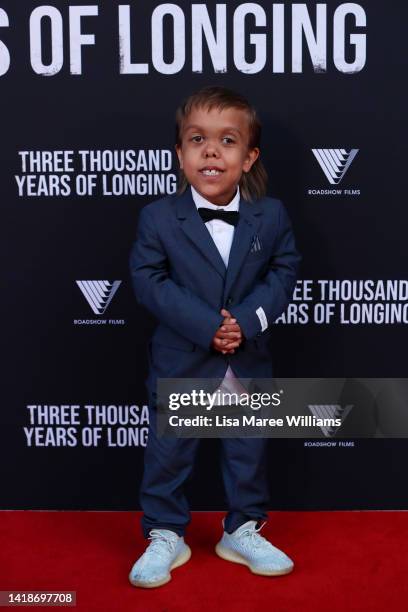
[211,308,243,354]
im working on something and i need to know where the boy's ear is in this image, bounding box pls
[243,147,260,173]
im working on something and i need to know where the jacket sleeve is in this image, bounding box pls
[129,205,224,350]
[230,201,301,340]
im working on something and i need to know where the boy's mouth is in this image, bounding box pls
[200,166,224,176]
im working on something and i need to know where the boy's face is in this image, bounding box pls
[175,105,259,206]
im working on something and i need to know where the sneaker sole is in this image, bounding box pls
[129,544,192,588]
[215,543,294,577]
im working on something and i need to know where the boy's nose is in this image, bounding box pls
[204,147,219,158]
[203,140,220,157]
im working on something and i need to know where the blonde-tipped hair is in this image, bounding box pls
[175,86,268,202]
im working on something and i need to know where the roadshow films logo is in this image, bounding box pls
[308,148,360,196]
[74,280,125,326]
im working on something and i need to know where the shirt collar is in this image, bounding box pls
[191,184,240,212]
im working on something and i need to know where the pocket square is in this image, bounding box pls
[250,234,262,253]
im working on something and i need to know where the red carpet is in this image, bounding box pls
[1,511,407,611]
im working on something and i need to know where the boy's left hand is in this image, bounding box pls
[212,308,244,354]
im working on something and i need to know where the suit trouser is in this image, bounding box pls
[140,406,270,538]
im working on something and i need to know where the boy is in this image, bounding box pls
[128,86,301,588]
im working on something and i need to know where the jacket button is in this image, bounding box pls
[227,297,233,305]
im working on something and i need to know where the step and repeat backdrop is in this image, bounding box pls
[2,1,407,510]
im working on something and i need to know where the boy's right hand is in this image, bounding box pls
[211,308,243,355]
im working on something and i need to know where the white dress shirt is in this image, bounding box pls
[191,185,250,404]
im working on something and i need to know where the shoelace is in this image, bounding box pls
[145,530,178,558]
[237,522,270,550]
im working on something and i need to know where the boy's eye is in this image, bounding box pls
[190,136,235,144]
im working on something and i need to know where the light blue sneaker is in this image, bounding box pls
[129,529,191,588]
[215,519,294,576]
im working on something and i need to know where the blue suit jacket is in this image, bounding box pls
[129,185,301,403]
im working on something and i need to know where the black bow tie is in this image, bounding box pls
[198,208,239,226]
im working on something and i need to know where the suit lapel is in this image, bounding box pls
[176,186,226,279]
[223,196,263,299]
[175,186,263,291]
